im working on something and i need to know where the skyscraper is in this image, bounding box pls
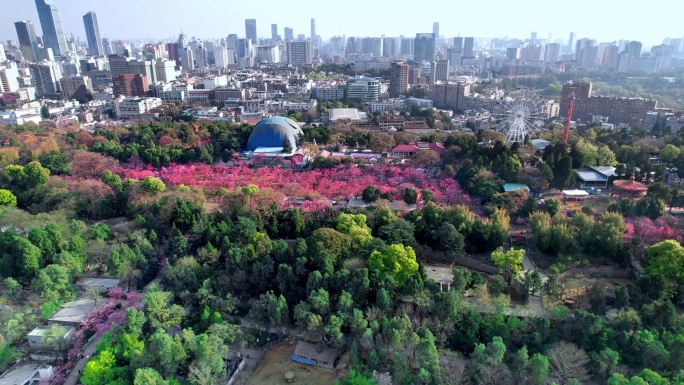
[389,61,409,97]
[284,28,294,42]
[245,19,257,42]
[433,22,439,38]
[626,41,643,58]
[15,21,40,62]
[34,0,68,56]
[30,61,62,98]
[271,24,279,41]
[463,37,474,58]
[567,32,576,53]
[310,18,317,47]
[453,37,463,51]
[0,44,6,62]
[429,59,449,85]
[83,12,103,57]
[414,33,435,62]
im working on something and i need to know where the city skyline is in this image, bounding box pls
[0,0,680,46]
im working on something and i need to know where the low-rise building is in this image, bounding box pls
[311,86,345,101]
[391,141,445,157]
[113,96,162,120]
[0,363,54,385]
[27,325,75,350]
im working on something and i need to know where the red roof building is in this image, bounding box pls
[612,177,648,199]
[390,141,445,157]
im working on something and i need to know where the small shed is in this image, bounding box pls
[562,189,589,202]
[503,183,530,193]
[290,341,339,370]
[76,278,120,291]
[27,325,75,350]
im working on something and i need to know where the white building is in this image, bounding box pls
[257,45,282,64]
[287,40,313,67]
[406,97,433,108]
[113,96,162,119]
[346,76,380,101]
[0,110,42,125]
[155,59,176,82]
[0,61,20,93]
[198,76,228,89]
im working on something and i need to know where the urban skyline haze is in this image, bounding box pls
[0,0,679,46]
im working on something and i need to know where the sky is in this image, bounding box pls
[0,0,680,47]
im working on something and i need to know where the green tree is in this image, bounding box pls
[282,137,293,153]
[644,240,684,282]
[335,369,377,385]
[144,289,186,330]
[0,190,17,206]
[542,198,562,217]
[490,247,525,285]
[529,353,550,385]
[368,244,419,285]
[660,144,681,163]
[437,222,465,258]
[134,368,168,385]
[81,349,117,385]
[403,188,418,204]
[142,176,166,195]
[336,213,373,247]
[307,228,353,261]
[362,186,380,203]
[378,219,416,247]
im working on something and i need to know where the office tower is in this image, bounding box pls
[34,0,68,56]
[463,37,474,58]
[626,41,642,58]
[284,28,294,42]
[567,32,576,53]
[453,37,463,51]
[414,33,435,62]
[346,77,380,101]
[0,44,6,62]
[30,61,62,98]
[310,18,317,46]
[183,48,195,70]
[257,45,281,63]
[0,62,21,93]
[431,83,470,111]
[15,21,40,62]
[601,45,619,67]
[506,47,521,60]
[59,75,92,102]
[401,38,414,55]
[102,38,113,56]
[544,43,560,62]
[167,43,179,65]
[530,31,538,42]
[214,46,229,68]
[433,22,439,38]
[389,61,409,97]
[83,12,103,56]
[447,48,462,68]
[575,39,598,68]
[113,74,149,97]
[367,38,383,57]
[245,19,257,42]
[429,59,449,85]
[271,24,279,41]
[383,38,397,58]
[652,45,673,71]
[286,40,313,67]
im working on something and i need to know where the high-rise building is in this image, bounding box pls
[34,0,68,56]
[29,61,62,98]
[600,45,619,67]
[433,22,439,38]
[530,31,538,42]
[286,40,313,67]
[155,59,176,82]
[257,45,281,63]
[401,38,414,55]
[453,37,463,51]
[245,19,257,42]
[284,28,294,42]
[214,46,229,68]
[463,37,474,58]
[383,38,397,58]
[367,38,383,57]
[447,48,462,68]
[389,61,409,97]
[414,33,435,62]
[346,76,380,101]
[59,75,92,102]
[429,59,449,85]
[567,32,576,53]
[15,21,40,62]
[544,43,560,62]
[271,24,279,41]
[310,18,317,47]
[113,74,149,97]
[575,39,598,68]
[0,62,21,93]
[561,81,656,126]
[83,12,103,57]
[0,44,6,62]
[430,82,470,111]
[102,38,113,56]
[626,41,642,58]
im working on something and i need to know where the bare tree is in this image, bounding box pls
[546,341,590,384]
[86,286,101,306]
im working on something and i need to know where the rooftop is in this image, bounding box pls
[503,183,530,192]
[293,341,338,364]
[0,363,53,385]
[329,108,362,121]
[48,298,107,325]
[76,278,120,290]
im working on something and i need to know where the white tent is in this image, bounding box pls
[562,190,589,197]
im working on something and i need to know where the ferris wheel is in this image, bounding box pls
[493,88,546,144]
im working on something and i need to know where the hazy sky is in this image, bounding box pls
[1,0,680,46]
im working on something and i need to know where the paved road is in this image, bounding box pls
[62,273,162,385]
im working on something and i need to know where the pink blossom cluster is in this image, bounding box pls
[116,162,476,207]
[624,216,684,245]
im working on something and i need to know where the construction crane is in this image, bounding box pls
[562,92,575,144]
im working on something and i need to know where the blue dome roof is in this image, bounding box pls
[246,117,303,152]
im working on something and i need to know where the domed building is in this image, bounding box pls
[245,117,303,155]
